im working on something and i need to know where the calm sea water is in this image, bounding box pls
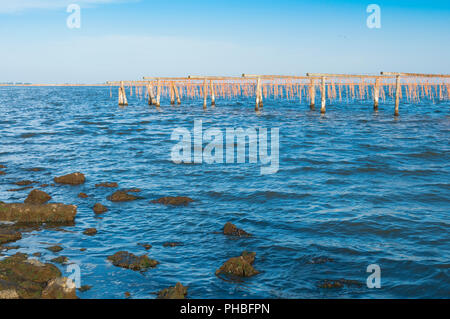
[0,86,449,299]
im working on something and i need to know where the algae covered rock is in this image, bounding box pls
[54,172,85,185]
[24,189,52,205]
[151,196,194,206]
[93,203,108,214]
[216,251,259,277]
[318,279,363,289]
[15,180,38,186]
[107,190,139,202]
[41,277,77,299]
[0,229,22,245]
[0,203,77,223]
[0,253,64,299]
[163,242,183,247]
[107,251,159,271]
[157,282,188,299]
[95,182,118,188]
[51,256,68,264]
[83,228,97,236]
[46,245,63,253]
[223,222,251,237]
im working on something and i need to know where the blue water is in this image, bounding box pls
[0,86,449,299]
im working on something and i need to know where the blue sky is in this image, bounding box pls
[0,0,449,83]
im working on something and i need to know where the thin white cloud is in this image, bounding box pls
[0,0,135,14]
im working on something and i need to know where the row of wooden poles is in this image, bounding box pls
[107,72,450,116]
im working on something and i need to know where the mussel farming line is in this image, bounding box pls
[106,72,450,116]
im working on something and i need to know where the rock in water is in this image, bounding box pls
[95,182,118,188]
[107,251,159,271]
[215,251,259,277]
[223,222,251,237]
[157,283,188,299]
[15,180,38,186]
[78,193,88,199]
[51,256,68,264]
[41,277,77,299]
[54,172,85,185]
[150,196,194,206]
[83,228,97,236]
[46,245,63,253]
[318,279,363,289]
[107,191,138,202]
[163,242,183,247]
[24,189,52,205]
[0,253,75,299]
[93,203,108,214]
[0,203,77,223]
[0,229,22,245]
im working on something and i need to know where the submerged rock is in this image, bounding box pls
[0,171,6,175]
[46,245,63,253]
[163,242,183,247]
[223,222,251,237]
[51,256,68,264]
[215,251,259,278]
[93,203,108,214]
[15,180,38,186]
[78,285,92,292]
[308,257,334,264]
[78,193,88,199]
[24,189,52,205]
[54,172,85,185]
[157,283,188,299]
[107,251,159,271]
[0,164,6,168]
[107,191,139,202]
[0,253,76,299]
[7,186,33,192]
[83,228,97,236]
[318,279,364,289]
[0,203,77,223]
[151,196,194,206]
[95,182,118,188]
[138,243,152,250]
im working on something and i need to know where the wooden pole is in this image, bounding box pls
[210,80,215,107]
[174,84,181,105]
[309,78,316,110]
[320,76,326,114]
[119,81,128,106]
[170,82,175,105]
[259,81,263,108]
[255,77,261,111]
[147,84,154,105]
[203,79,208,110]
[395,75,400,116]
[156,79,161,107]
[373,77,380,111]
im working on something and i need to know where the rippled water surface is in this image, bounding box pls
[0,86,449,298]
